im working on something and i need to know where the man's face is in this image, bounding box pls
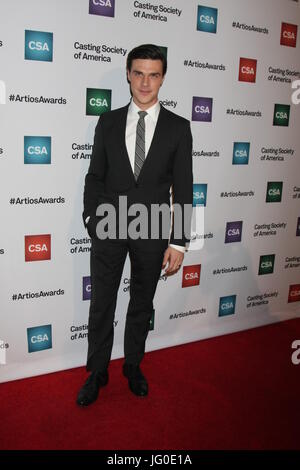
[127,58,165,110]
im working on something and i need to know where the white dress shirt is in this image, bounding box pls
[125,99,160,168]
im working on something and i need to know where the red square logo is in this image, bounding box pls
[280,22,297,47]
[182,264,201,288]
[288,284,300,303]
[25,234,51,262]
[238,58,257,83]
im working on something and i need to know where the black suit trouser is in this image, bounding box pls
[86,237,167,372]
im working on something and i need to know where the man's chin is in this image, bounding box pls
[139,97,157,108]
[139,95,152,102]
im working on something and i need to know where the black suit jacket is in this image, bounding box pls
[83,103,193,250]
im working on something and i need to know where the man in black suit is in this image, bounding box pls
[77,44,193,406]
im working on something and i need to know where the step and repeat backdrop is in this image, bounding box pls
[1,0,300,382]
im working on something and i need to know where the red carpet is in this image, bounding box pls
[0,318,299,450]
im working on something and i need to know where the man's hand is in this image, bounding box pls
[162,246,184,276]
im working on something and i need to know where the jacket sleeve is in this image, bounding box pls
[82,116,107,226]
[169,120,193,247]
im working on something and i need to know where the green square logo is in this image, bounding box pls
[259,254,275,275]
[266,181,282,203]
[273,104,290,126]
[86,88,111,116]
[158,46,168,61]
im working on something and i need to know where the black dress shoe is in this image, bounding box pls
[122,363,148,397]
[76,370,108,407]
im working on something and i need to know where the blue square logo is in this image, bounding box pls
[193,184,207,207]
[232,142,250,165]
[219,295,236,317]
[24,136,51,164]
[27,324,52,353]
[197,6,218,33]
[25,30,53,62]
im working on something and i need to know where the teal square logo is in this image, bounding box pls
[232,142,250,165]
[193,184,207,207]
[197,6,218,33]
[24,136,51,164]
[27,324,52,353]
[25,30,53,62]
[219,295,236,316]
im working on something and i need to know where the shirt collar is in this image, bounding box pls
[128,99,160,123]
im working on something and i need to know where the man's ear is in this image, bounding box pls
[126,68,131,83]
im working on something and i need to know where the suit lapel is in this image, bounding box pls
[114,104,135,184]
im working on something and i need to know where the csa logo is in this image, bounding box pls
[25,234,51,262]
[258,254,275,275]
[193,183,207,207]
[288,284,300,303]
[219,295,236,317]
[239,58,257,83]
[24,136,51,164]
[296,217,300,236]
[182,264,201,288]
[266,181,283,203]
[225,221,243,243]
[280,22,298,47]
[197,5,218,34]
[273,104,290,127]
[83,276,91,301]
[192,97,213,122]
[27,324,52,353]
[89,0,115,18]
[86,88,111,116]
[232,142,250,165]
[25,30,53,62]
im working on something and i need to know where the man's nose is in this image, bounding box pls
[142,75,149,87]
